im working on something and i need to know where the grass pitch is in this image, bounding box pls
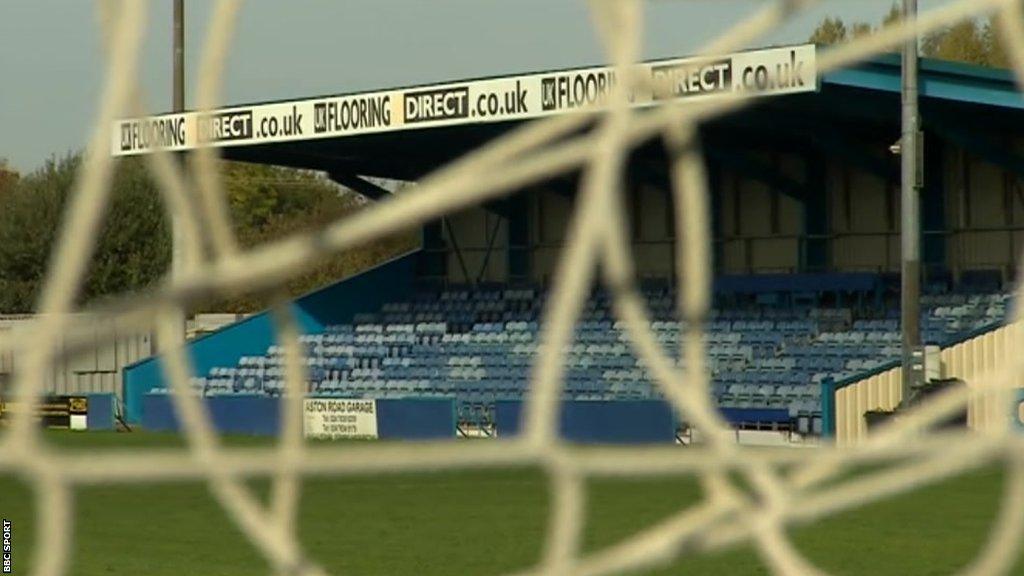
[0,431,1017,575]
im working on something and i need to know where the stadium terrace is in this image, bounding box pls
[110,43,1024,443]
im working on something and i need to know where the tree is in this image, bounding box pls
[205,161,417,313]
[983,17,1009,69]
[0,158,16,196]
[881,3,901,28]
[86,156,172,303]
[0,154,170,313]
[809,4,1012,71]
[221,162,357,231]
[809,16,848,46]
[808,4,901,46]
[850,22,873,40]
[0,154,417,315]
[922,20,990,66]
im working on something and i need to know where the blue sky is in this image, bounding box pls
[0,0,949,171]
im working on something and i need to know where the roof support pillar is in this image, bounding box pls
[506,194,530,284]
[804,150,829,273]
[327,171,391,201]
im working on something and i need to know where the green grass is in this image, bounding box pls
[0,431,1020,575]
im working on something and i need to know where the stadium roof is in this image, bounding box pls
[112,44,1024,182]
[826,52,1023,110]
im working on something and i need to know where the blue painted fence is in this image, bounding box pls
[144,394,281,435]
[86,393,116,431]
[718,407,792,425]
[142,394,456,439]
[376,399,456,440]
[495,400,676,444]
[122,251,419,423]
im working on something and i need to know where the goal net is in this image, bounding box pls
[3,1,1024,575]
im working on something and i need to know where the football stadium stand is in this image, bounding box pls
[118,44,1024,441]
[146,278,1010,436]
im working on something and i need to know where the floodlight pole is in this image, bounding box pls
[170,0,187,348]
[900,0,922,409]
[174,1,184,114]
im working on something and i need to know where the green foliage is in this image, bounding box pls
[0,154,169,313]
[221,162,355,231]
[0,156,73,312]
[917,16,1013,68]
[881,3,901,28]
[984,18,1010,69]
[809,16,848,46]
[203,161,418,313]
[0,154,417,315]
[850,22,873,40]
[806,10,887,46]
[0,172,16,197]
[922,19,991,66]
[809,5,1010,70]
[90,157,172,303]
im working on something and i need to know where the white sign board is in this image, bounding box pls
[303,398,378,439]
[112,44,816,156]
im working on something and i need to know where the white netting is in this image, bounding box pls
[2,1,1024,575]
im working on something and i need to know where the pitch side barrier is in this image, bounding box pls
[495,400,677,444]
[112,44,816,156]
[143,395,456,439]
[0,393,115,431]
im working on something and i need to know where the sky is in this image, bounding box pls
[0,0,955,172]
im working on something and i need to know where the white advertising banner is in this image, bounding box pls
[113,44,816,156]
[303,398,378,439]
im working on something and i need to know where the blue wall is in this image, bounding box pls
[376,398,456,440]
[495,400,676,444]
[123,251,420,423]
[718,407,792,425]
[86,393,116,431]
[144,394,281,435]
[142,394,455,438]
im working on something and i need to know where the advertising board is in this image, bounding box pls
[113,45,816,156]
[303,398,378,439]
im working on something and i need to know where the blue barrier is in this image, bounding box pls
[123,251,419,423]
[495,400,676,444]
[820,378,837,439]
[718,407,793,425]
[86,393,116,431]
[376,398,456,440]
[143,394,281,435]
[143,394,456,439]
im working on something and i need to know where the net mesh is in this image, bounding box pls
[3,1,1024,575]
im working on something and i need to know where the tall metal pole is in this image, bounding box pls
[900,0,922,408]
[170,0,187,348]
[174,1,184,113]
